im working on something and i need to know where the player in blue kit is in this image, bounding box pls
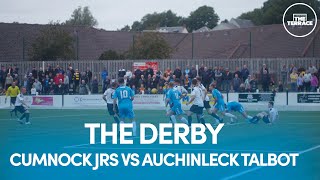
[209,82,237,123]
[112,78,136,136]
[165,82,188,124]
[225,101,252,122]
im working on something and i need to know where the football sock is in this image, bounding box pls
[187,116,192,126]
[225,113,237,119]
[170,115,177,124]
[210,113,221,121]
[113,116,120,124]
[25,113,30,123]
[132,121,137,136]
[180,117,188,125]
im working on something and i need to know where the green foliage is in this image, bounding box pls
[130,10,183,31]
[30,26,74,61]
[99,50,125,60]
[119,25,131,32]
[126,33,173,59]
[183,5,220,32]
[129,6,219,32]
[65,6,98,27]
[239,0,320,25]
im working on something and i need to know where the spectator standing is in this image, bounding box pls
[249,75,258,92]
[33,79,42,94]
[54,79,65,95]
[310,73,318,92]
[234,67,241,79]
[101,67,108,92]
[0,66,5,88]
[190,66,197,79]
[214,67,222,90]
[241,64,250,82]
[277,81,284,92]
[44,75,50,94]
[31,67,38,79]
[183,74,190,91]
[173,67,182,79]
[145,65,154,77]
[126,70,133,79]
[281,64,288,85]
[232,74,241,92]
[86,68,93,89]
[244,75,251,92]
[303,71,312,92]
[80,72,88,84]
[91,76,99,94]
[73,69,80,92]
[134,68,143,80]
[289,64,297,74]
[128,75,138,89]
[297,74,304,92]
[5,73,13,89]
[118,67,126,78]
[184,65,190,77]
[79,80,90,95]
[64,74,69,94]
[261,70,270,92]
[224,68,233,92]
[290,70,298,92]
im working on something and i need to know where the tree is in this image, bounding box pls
[30,26,74,61]
[239,0,320,25]
[119,25,131,32]
[99,50,124,60]
[184,6,220,32]
[130,10,183,31]
[126,33,173,59]
[65,6,98,27]
[131,21,143,31]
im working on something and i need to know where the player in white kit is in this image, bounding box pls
[249,101,279,124]
[103,82,120,125]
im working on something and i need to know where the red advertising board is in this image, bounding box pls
[133,62,159,71]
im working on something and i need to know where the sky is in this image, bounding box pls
[0,0,266,30]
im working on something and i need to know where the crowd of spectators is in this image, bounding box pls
[0,63,319,96]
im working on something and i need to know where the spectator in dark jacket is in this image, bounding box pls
[249,75,258,92]
[241,64,250,81]
[134,68,143,80]
[234,67,241,79]
[233,74,241,92]
[261,70,270,92]
[145,65,154,77]
[173,67,182,79]
[118,67,126,78]
[31,67,38,79]
[86,68,93,83]
[224,68,233,92]
[54,79,65,95]
[91,76,99,94]
[190,66,197,79]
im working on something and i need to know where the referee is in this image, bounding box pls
[6,82,20,118]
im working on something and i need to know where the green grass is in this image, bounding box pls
[1,109,320,180]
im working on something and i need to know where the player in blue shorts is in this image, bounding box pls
[165,82,188,124]
[209,82,237,123]
[225,101,252,122]
[112,78,136,136]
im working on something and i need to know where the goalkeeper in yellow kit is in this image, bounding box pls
[5,82,20,118]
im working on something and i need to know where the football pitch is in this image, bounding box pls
[1,109,320,180]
